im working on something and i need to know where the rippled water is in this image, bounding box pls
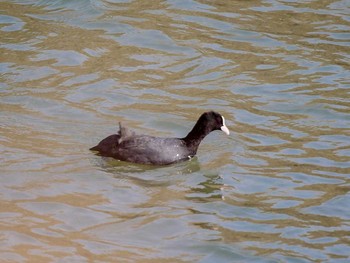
[1,0,350,262]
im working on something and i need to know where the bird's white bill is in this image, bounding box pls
[221,116,230,135]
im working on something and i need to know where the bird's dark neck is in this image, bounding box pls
[183,122,211,152]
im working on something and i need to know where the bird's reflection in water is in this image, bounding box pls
[92,155,228,205]
[93,156,201,187]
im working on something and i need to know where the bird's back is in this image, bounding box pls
[116,135,191,165]
[90,132,193,165]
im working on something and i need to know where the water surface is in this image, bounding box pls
[1,0,349,262]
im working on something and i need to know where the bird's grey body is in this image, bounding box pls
[90,111,229,165]
[93,133,192,165]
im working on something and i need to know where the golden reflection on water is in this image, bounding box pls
[1,0,349,262]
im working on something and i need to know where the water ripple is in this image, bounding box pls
[1,0,349,262]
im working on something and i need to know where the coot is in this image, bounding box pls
[90,111,229,165]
